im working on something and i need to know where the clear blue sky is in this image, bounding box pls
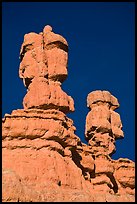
[2,2,135,161]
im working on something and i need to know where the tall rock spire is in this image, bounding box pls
[85,90,124,156]
[19,25,74,113]
[85,90,134,197]
[2,26,135,202]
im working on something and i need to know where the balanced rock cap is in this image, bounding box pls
[87,90,119,109]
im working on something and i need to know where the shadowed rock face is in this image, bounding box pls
[2,25,135,202]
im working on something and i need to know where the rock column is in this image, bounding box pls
[2,25,84,202]
[85,90,124,194]
[19,25,74,113]
[85,90,124,156]
[2,26,135,202]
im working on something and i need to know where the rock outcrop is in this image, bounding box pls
[85,90,124,156]
[19,25,74,113]
[2,25,135,202]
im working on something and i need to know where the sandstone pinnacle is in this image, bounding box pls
[19,24,73,113]
[2,25,135,202]
[85,90,124,156]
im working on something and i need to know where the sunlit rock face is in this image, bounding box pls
[19,25,74,113]
[2,26,135,202]
[85,90,124,156]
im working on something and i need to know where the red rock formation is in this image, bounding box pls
[2,25,135,202]
[19,25,74,113]
[85,90,135,200]
[85,90,124,156]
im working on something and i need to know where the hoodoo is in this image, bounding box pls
[2,25,135,202]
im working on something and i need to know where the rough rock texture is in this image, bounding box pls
[84,90,135,201]
[2,25,135,202]
[19,25,74,113]
[85,90,124,156]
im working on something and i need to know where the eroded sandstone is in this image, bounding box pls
[2,25,135,202]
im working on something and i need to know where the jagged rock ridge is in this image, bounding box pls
[2,25,135,202]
